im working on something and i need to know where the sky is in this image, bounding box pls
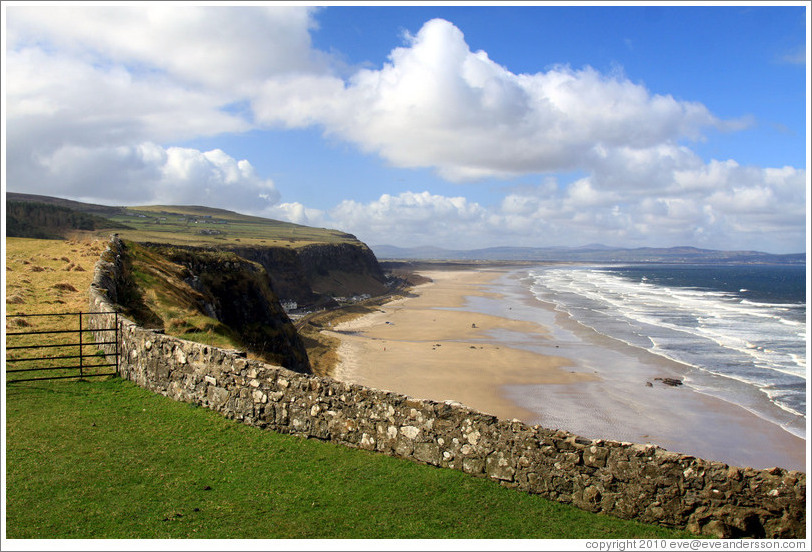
[2,1,809,253]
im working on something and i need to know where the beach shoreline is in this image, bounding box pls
[329,268,594,423]
[327,265,807,472]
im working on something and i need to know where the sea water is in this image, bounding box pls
[523,263,807,438]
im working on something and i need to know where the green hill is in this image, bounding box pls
[6,192,359,248]
[6,200,129,239]
[108,204,361,248]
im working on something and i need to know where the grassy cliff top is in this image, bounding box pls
[107,205,360,248]
[7,193,362,248]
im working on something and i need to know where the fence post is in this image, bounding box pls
[114,312,119,375]
[78,312,84,379]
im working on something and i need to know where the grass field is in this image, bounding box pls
[5,237,113,382]
[5,237,105,315]
[5,378,694,539]
[4,237,695,540]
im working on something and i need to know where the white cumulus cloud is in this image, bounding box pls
[4,5,318,205]
[265,202,327,227]
[7,5,326,91]
[254,18,725,182]
[24,142,280,211]
[324,156,805,253]
[328,191,488,245]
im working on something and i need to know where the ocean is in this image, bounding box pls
[520,263,807,440]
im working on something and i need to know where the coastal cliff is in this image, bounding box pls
[5,195,389,312]
[118,237,391,374]
[219,242,388,310]
[113,239,312,374]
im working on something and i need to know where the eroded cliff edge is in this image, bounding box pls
[109,238,312,374]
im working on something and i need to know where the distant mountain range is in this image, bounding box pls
[371,244,805,265]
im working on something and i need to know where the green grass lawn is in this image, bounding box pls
[4,377,695,540]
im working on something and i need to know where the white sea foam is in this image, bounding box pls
[526,265,807,423]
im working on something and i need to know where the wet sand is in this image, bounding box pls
[328,267,807,472]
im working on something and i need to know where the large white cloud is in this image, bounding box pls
[7,5,325,91]
[5,46,248,150]
[254,18,726,182]
[24,142,280,211]
[5,5,314,211]
[5,6,315,149]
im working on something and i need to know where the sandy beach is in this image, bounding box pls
[331,269,597,422]
[328,267,807,472]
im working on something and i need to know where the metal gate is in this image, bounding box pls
[5,312,119,383]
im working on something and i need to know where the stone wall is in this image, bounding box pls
[89,236,806,539]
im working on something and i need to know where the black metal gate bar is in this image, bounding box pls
[5,311,118,320]
[6,340,117,351]
[8,373,117,383]
[7,352,112,363]
[5,328,117,337]
[6,363,118,374]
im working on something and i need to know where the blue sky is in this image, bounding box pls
[3,2,809,253]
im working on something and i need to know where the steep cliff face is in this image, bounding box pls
[124,242,311,374]
[227,242,388,309]
[296,242,388,298]
[222,246,320,308]
[162,247,311,373]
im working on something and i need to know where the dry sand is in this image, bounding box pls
[330,270,596,422]
[328,267,807,471]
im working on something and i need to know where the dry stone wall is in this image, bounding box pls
[89,236,806,539]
